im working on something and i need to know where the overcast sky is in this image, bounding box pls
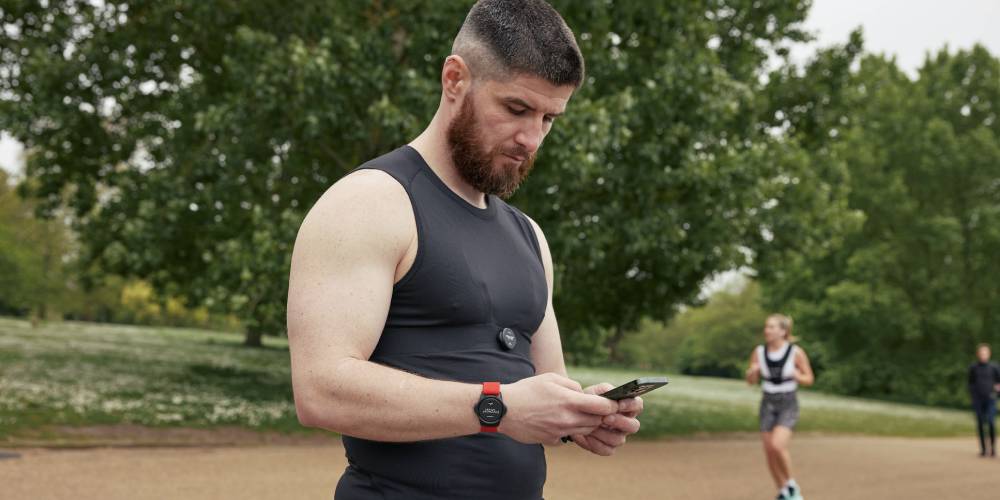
[3,0,1000,178]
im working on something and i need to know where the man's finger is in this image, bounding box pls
[570,393,619,415]
[577,435,615,456]
[601,413,641,434]
[617,396,643,414]
[587,428,627,448]
[585,382,615,396]
[564,425,601,437]
[568,413,606,429]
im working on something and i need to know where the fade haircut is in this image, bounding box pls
[452,0,584,88]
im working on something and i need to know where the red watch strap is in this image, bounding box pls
[480,382,501,432]
[482,381,501,396]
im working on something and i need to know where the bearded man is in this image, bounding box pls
[287,1,643,498]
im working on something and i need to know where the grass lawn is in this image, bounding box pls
[0,317,973,443]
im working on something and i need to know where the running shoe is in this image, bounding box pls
[787,485,804,500]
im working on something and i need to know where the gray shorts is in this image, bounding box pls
[760,392,799,432]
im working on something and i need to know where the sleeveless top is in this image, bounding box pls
[336,145,549,500]
[757,343,798,394]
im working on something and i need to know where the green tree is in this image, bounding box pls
[618,281,769,376]
[524,0,815,361]
[2,1,826,354]
[0,171,71,320]
[759,43,1000,406]
[673,282,770,378]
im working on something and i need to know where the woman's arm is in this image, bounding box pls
[794,347,815,386]
[745,350,760,385]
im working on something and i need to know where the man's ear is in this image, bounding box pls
[442,55,471,103]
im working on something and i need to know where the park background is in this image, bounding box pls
[1,2,1000,497]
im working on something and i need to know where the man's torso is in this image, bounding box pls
[336,146,549,500]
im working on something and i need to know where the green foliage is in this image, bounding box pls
[617,282,767,378]
[59,276,242,331]
[0,1,823,353]
[2,0,471,344]
[523,0,813,357]
[0,171,70,318]
[1,172,238,328]
[615,316,688,372]
[673,282,767,378]
[758,40,1000,407]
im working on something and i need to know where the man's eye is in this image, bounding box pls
[543,116,555,124]
[508,106,526,115]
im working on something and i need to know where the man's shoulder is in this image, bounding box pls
[296,165,414,252]
[317,168,409,214]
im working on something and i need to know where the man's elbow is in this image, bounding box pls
[295,398,324,429]
[294,389,347,431]
[291,358,363,433]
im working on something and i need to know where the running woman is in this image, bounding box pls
[968,343,1000,457]
[746,314,814,500]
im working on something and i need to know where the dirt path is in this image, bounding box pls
[1,435,996,499]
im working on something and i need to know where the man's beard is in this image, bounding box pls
[446,97,536,199]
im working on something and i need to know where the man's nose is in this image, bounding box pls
[514,119,545,154]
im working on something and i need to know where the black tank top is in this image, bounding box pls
[335,145,549,500]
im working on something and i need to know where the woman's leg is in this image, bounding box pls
[761,431,783,488]
[770,425,793,485]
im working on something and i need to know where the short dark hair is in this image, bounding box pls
[978,343,991,351]
[452,0,584,88]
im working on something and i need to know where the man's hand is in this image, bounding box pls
[499,373,619,446]
[745,365,760,385]
[569,383,643,456]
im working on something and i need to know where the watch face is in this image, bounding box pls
[477,396,505,425]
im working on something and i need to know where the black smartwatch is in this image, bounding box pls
[475,382,506,432]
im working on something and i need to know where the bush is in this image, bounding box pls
[618,282,768,378]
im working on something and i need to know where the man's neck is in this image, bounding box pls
[409,112,488,209]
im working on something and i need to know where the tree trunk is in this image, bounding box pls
[243,327,263,348]
[606,326,628,364]
[243,294,266,347]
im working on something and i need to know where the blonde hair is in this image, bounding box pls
[768,314,797,342]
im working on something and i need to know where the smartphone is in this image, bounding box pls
[599,376,669,400]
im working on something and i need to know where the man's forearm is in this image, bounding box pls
[295,357,481,442]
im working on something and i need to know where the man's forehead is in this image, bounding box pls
[485,74,574,114]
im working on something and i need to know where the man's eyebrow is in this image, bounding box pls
[501,96,563,117]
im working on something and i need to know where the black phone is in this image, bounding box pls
[599,377,670,400]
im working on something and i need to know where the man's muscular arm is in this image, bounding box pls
[288,171,616,444]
